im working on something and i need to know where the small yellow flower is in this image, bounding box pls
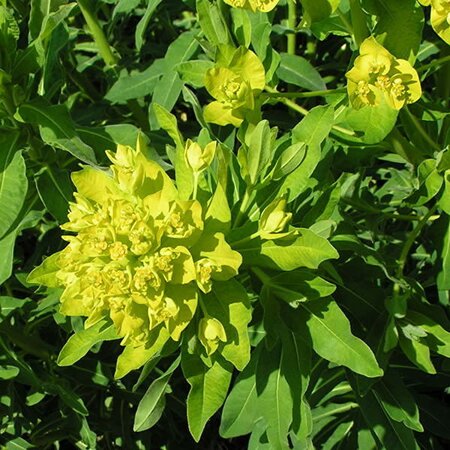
[198,317,227,356]
[346,37,422,110]
[184,139,217,173]
[223,0,280,13]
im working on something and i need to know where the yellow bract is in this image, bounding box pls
[346,37,422,110]
[204,47,265,126]
[184,139,217,173]
[419,0,450,44]
[223,0,280,13]
[34,138,242,352]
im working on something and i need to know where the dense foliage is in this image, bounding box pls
[1,0,450,448]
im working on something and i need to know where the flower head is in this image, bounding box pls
[204,47,265,126]
[223,0,280,13]
[346,37,422,110]
[29,137,242,354]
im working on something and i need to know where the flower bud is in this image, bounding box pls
[198,317,227,356]
[184,139,217,173]
[259,197,292,234]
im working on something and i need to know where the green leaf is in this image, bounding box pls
[220,346,261,438]
[105,59,166,103]
[133,356,180,432]
[0,365,20,380]
[207,280,251,370]
[183,354,232,442]
[301,0,341,25]
[256,341,293,450]
[196,0,231,46]
[398,334,436,374]
[27,252,61,288]
[135,0,163,50]
[437,217,450,291]
[292,105,335,147]
[16,101,96,164]
[356,385,420,450]
[152,103,184,150]
[277,53,326,91]
[149,72,184,130]
[0,146,28,239]
[301,298,383,377]
[271,142,306,180]
[57,320,118,366]
[407,310,450,358]
[408,159,443,206]
[342,100,398,144]
[265,269,336,307]
[36,167,72,223]
[366,0,424,61]
[240,228,339,271]
[247,120,272,186]
[0,211,43,285]
[177,60,214,87]
[374,373,423,432]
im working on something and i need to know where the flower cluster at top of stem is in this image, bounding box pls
[346,37,422,110]
[31,138,242,351]
[204,46,265,127]
[223,0,280,12]
[419,0,450,44]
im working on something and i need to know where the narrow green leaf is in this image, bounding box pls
[133,356,180,432]
[247,120,272,186]
[57,320,118,366]
[357,386,420,450]
[375,373,423,432]
[183,354,232,442]
[135,0,163,50]
[220,346,261,438]
[0,148,28,239]
[16,101,96,164]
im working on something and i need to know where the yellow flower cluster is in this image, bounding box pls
[204,47,265,126]
[419,0,450,44]
[41,139,242,350]
[223,0,280,12]
[346,37,422,110]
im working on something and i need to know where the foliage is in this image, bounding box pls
[0,0,450,449]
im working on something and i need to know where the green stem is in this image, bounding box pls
[77,0,118,66]
[287,0,297,55]
[417,54,450,73]
[231,230,262,249]
[264,85,356,137]
[233,187,252,228]
[395,204,438,280]
[263,88,346,99]
[192,172,199,200]
[251,266,271,285]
